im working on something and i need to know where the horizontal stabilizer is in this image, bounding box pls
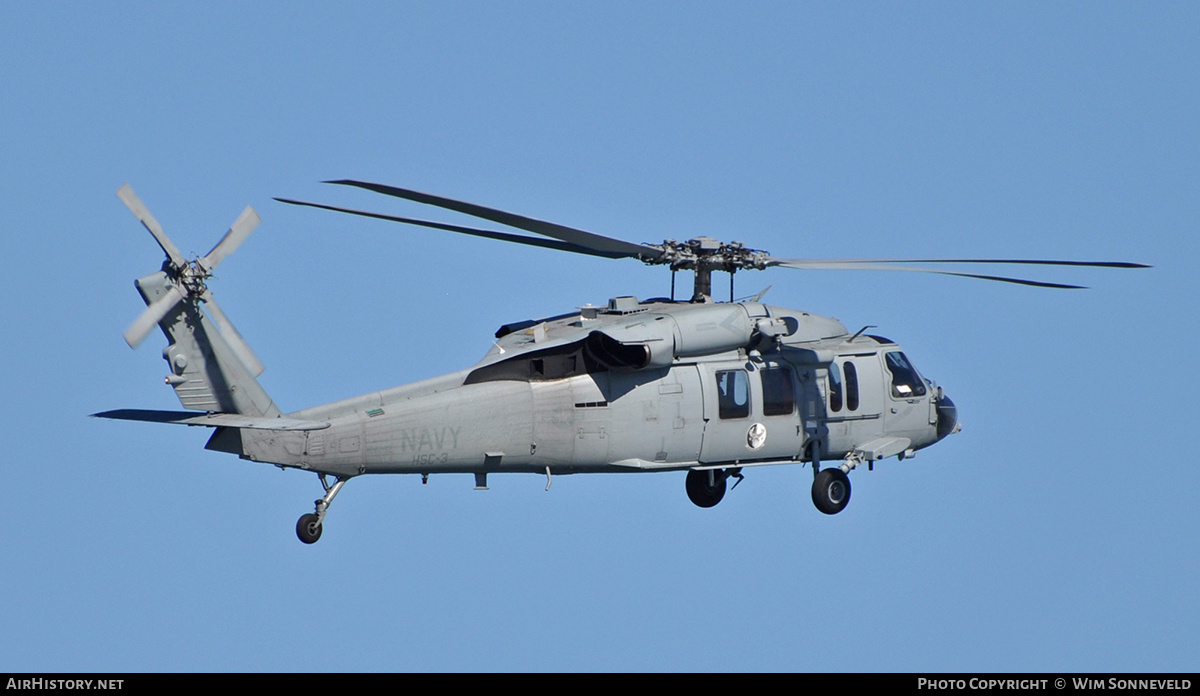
[92,409,329,431]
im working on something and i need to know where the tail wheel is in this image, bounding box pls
[296,513,323,544]
[811,468,851,515]
[686,469,726,508]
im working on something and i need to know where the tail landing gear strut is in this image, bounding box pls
[296,474,348,544]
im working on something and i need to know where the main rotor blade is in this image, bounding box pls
[202,206,261,271]
[124,285,184,348]
[324,179,663,261]
[202,293,265,376]
[117,184,186,268]
[767,259,1090,289]
[274,198,633,260]
[772,257,1151,269]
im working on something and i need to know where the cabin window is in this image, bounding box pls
[844,361,859,411]
[761,366,795,416]
[885,351,927,398]
[828,363,843,413]
[716,370,751,419]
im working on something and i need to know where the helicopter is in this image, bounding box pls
[94,180,1148,543]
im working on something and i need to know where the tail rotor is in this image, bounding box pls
[117,184,264,376]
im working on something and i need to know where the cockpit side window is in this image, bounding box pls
[885,351,927,398]
[844,361,859,411]
[828,363,843,413]
[716,369,751,419]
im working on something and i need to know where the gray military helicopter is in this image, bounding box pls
[95,181,1147,543]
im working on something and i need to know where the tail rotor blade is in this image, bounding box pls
[124,285,184,348]
[202,293,265,376]
[118,184,186,268]
[202,206,260,271]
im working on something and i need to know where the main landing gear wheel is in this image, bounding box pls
[296,513,322,544]
[686,469,726,508]
[295,474,348,544]
[811,468,851,515]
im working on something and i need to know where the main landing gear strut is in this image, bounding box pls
[296,473,348,544]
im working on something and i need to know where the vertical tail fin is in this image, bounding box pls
[136,272,280,417]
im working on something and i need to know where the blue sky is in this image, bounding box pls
[2,3,1197,672]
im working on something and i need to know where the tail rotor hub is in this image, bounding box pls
[176,259,211,298]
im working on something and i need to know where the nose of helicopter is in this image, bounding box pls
[936,392,959,440]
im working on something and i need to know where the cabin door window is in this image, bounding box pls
[715,369,750,419]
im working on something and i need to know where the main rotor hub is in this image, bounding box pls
[651,237,771,273]
[644,237,772,301]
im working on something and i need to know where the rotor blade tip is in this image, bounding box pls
[122,328,146,349]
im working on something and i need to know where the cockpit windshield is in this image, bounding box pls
[885,351,927,398]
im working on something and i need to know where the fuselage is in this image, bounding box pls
[229,298,957,479]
